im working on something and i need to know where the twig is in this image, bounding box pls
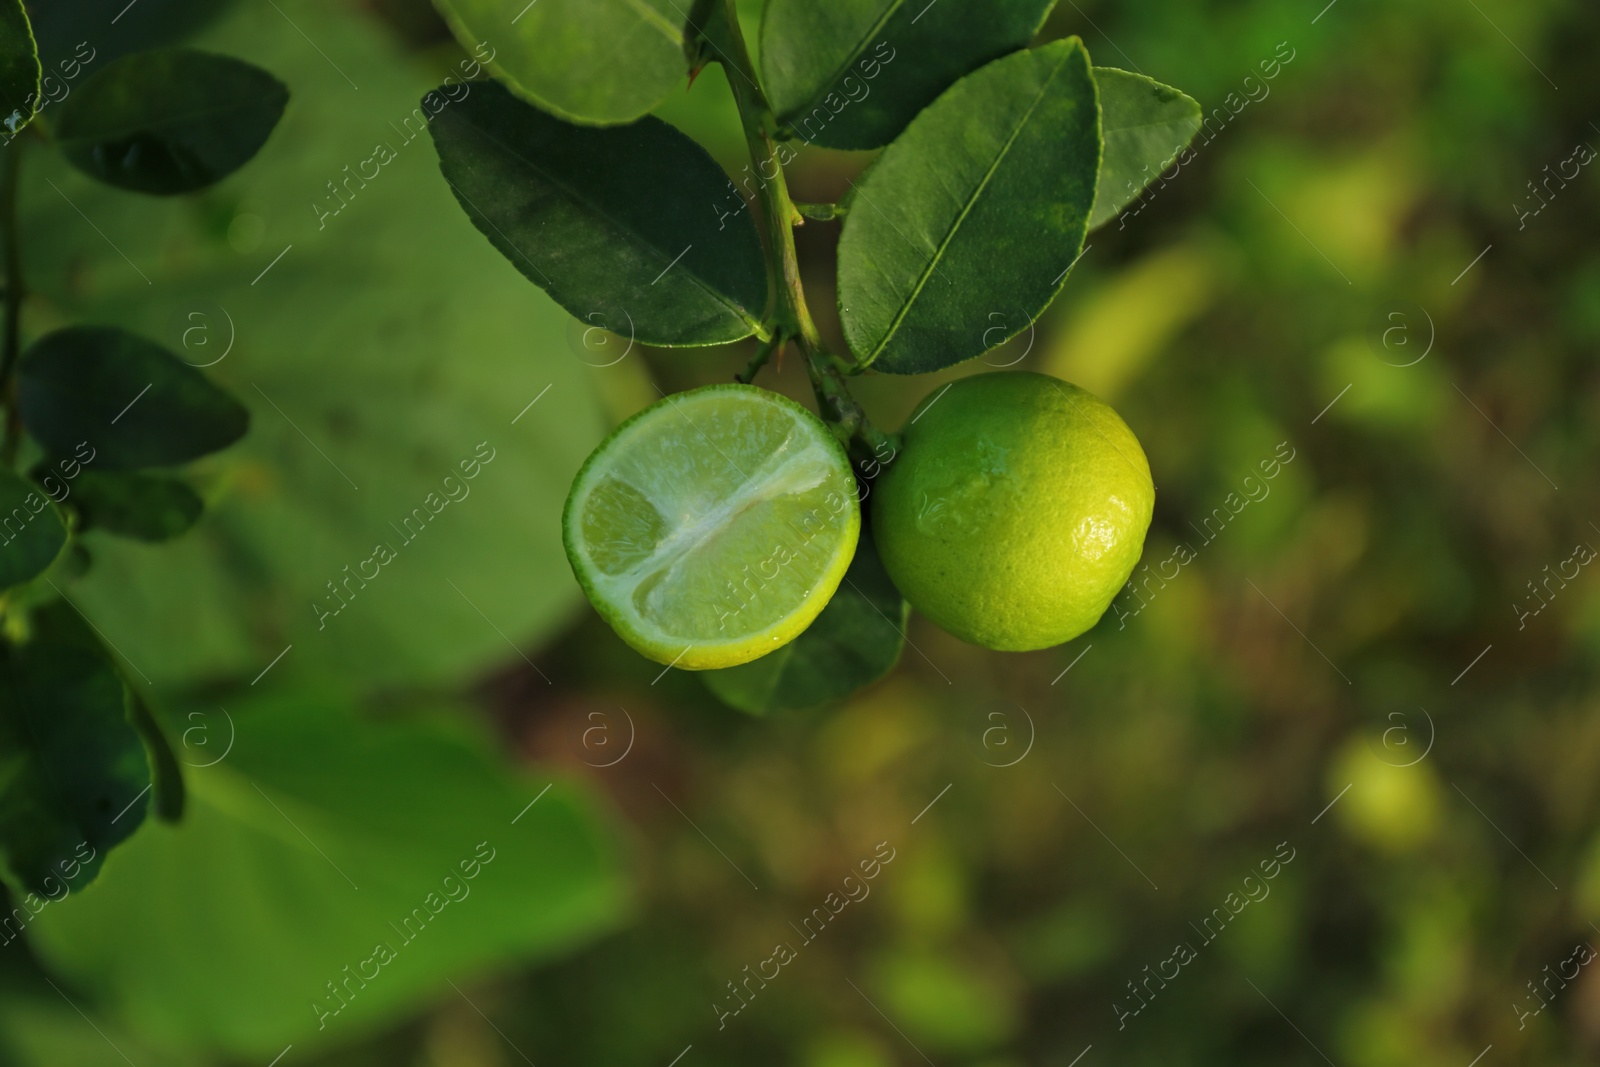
[0,139,24,467]
[736,331,784,384]
[793,201,846,222]
[716,0,888,455]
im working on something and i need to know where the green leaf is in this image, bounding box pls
[683,0,730,76]
[0,600,150,896]
[0,469,67,590]
[0,0,40,139]
[55,47,287,194]
[126,692,184,821]
[19,326,248,470]
[27,0,236,74]
[0,1002,187,1067]
[433,0,689,126]
[704,530,907,713]
[19,0,611,693]
[429,79,766,348]
[836,39,1101,374]
[1087,67,1201,231]
[761,0,1056,150]
[27,694,629,1057]
[67,470,204,541]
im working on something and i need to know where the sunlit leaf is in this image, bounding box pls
[1087,67,1201,231]
[836,39,1101,374]
[433,0,689,126]
[0,1003,188,1067]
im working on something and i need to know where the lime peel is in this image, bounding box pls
[871,371,1153,651]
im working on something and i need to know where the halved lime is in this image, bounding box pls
[563,384,861,670]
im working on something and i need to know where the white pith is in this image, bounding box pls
[567,391,853,657]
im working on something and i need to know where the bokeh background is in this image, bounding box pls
[5,0,1600,1064]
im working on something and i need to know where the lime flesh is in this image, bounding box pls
[563,384,860,669]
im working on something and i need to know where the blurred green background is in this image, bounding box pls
[5,0,1600,1064]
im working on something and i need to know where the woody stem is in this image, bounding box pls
[717,0,894,462]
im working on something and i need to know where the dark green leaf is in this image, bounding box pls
[0,0,40,139]
[429,79,766,347]
[19,326,249,469]
[761,0,1055,150]
[1087,67,1201,231]
[55,47,286,194]
[27,0,236,75]
[67,470,203,541]
[28,694,628,1057]
[0,469,66,590]
[837,39,1101,374]
[704,530,907,713]
[0,599,150,896]
[126,693,184,821]
[434,0,689,126]
[682,0,726,77]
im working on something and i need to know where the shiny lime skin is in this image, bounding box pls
[871,372,1154,651]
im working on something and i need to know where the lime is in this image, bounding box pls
[563,384,860,670]
[871,372,1153,651]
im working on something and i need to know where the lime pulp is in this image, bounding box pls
[563,384,861,670]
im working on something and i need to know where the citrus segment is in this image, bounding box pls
[564,384,860,669]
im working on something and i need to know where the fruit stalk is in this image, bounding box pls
[804,343,899,465]
[735,331,782,384]
[716,0,896,464]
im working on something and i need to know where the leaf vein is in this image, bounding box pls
[865,45,1085,366]
[451,114,760,335]
[617,0,684,45]
[780,0,908,123]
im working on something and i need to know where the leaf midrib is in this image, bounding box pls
[865,44,1083,366]
[61,91,280,146]
[616,0,684,46]
[454,111,761,334]
[779,0,907,123]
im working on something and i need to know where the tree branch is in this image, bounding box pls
[716,0,891,460]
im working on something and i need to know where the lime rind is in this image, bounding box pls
[872,372,1153,651]
[564,384,860,670]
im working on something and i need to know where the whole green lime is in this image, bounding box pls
[871,372,1154,651]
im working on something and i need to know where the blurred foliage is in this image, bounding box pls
[5,0,1600,1065]
[18,0,607,692]
[28,694,626,1057]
